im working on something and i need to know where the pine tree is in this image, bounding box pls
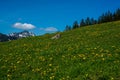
[80,19,86,27]
[85,17,91,25]
[72,21,79,29]
[65,25,71,31]
[106,11,113,22]
[114,8,120,20]
[98,13,105,23]
[91,18,97,25]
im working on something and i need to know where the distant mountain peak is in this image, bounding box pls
[0,31,35,42]
[8,30,35,38]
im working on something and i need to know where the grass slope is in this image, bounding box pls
[0,21,120,80]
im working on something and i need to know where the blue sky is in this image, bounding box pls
[0,0,120,35]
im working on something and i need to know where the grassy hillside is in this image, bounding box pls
[0,21,120,80]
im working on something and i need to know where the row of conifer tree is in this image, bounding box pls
[65,8,120,31]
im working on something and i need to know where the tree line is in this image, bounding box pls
[65,8,120,31]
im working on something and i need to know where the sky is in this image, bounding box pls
[0,0,120,35]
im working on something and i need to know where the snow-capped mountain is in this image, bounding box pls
[8,30,35,38]
[0,31,35,42]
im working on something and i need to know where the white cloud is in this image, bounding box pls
[13,22,36,30]
[45,27,58,32]
[40,27,58,32]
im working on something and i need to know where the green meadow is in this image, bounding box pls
[0,21,120,80]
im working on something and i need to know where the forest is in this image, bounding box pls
[65,8,120,31]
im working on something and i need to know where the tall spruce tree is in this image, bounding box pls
[72,21,79,29]
[80,19,86,27]
[98,13,105,23]
[65,25,71,31]
[106,11,113,22]
[91,18,97,25]
[85,17,91,25]
[114,8,120,20]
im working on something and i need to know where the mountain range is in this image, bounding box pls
[0,31,35,42]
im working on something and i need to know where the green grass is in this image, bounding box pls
[0,21,120,80]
